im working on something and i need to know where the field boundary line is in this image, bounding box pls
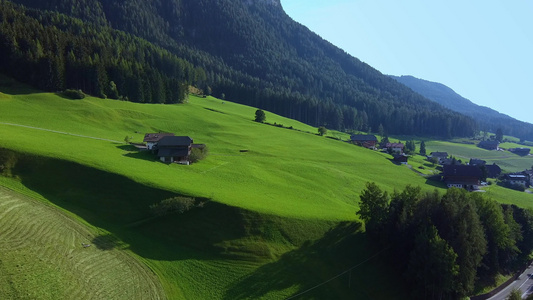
[0,122,123,143]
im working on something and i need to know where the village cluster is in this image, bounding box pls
[350,134,533,192]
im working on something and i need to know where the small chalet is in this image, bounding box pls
[143,133,175,150]
[429,152,448,164]
[478,140,499,150]
[350,134,378,149]
[442,165,483,191]
[386,143,404,154]
[509,148,531,156]
[393,154,409,165]
[505,174,528,187]
[156,136,193,164]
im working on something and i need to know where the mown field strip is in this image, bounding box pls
[0,187,165,300]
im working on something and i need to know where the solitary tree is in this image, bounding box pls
[318,126,327,136]
[420,141,426,155]
[254,109,266,123]
[495,128,503,143]
[378,123,385,138]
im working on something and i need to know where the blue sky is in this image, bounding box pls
[280,0,533,124]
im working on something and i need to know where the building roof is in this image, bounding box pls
[143,133,175,143]
[485,164,502,178]
[469,158,486,166]
[350,134,378,141]
[157,147,190,158]
[430,152,448,157]
[157,136,193,147]
[509,148,531,155]
[386,143,404,148]
[393,154,408,162]
[507,174,527,180]
[478,140,499,149]
[443,165,483,178]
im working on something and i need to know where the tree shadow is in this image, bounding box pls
[425,175,446,189]
[0,75,39,95]
[92,233,123,250]
[223,221,406,299]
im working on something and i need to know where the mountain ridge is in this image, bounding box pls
[391,75,533,140]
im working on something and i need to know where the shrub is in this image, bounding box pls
[189,145,209,163]
[62,89,85,99]
[150,197,196,217]
[318,126,327,136]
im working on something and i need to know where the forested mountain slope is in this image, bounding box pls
[391,75,533,140]
[1,0,476,137]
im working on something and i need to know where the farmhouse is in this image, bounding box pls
[429,152,448,164]
[393,154,409,165]
[478,140,499,150]
[505,174,528,187]
[386,143,404,154]
[156,136,193,164]
[350,134,378,149]
[442,165,483,191]
[485,164,502,178]
[469,158,486,166]
[509,148,531,156]
[143,133,175,150]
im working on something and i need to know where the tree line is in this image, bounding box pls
[358,183,533,299]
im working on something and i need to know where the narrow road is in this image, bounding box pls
[488,263,533,300]
[0,122,123,143]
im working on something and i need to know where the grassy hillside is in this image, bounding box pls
[0,183,164,299]
[0,150,405,299]
[1,80,531,299]
[0,85,431,221]
[0,81,419,298]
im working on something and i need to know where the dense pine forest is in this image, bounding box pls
[359,183,533,299]
[0,0,478,137]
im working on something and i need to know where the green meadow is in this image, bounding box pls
[0,87,431,220]
[0,183,164,299]
[1,78,532,299]
[425,140,533,172]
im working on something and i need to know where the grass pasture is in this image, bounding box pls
[1,78,531,299]
[0,90,431,220]
[0,184,164,300]
[425,140,533,172]
[0,150,408,299]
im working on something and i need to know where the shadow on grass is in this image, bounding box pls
[223,222,406,299]
[92,233,123,250]
[2,148,324,261]
[425,175,447,189]
[0,148,410,299]
[116,144,158,162]
[0,75,39,95]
